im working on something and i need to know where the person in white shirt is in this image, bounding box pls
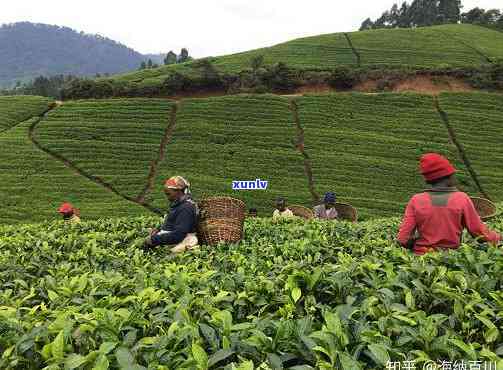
[272,197,294,219]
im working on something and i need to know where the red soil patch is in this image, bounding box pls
[354,80,378,92]
[354,75,474,95]
[295,84,334,94]
[393,75,474,94]
[165,75,475,100]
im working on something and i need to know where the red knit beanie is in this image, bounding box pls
[58,202,74,215]
[420,153,456,182]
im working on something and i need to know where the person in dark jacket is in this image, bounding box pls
[143,176,198,253]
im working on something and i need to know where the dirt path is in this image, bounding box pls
[433,96,491,200]
[289,98,320,204]
[0,103,56,135]
[344,33,362,66]
[137,102,179,204]
[28,104,163,216]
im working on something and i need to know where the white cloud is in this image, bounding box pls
[0,0,501,57]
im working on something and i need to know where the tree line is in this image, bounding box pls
[139,48,193,70]
[0,75,85,99]
[360,1,503,30]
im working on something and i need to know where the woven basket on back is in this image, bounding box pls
[289,205,314,219]
[334,203,358,222]
[471,197,497,221]
[197,197,246,246]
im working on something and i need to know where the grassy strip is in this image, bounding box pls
[343,33,361,67]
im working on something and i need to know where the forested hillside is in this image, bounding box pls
[0,22,145,88]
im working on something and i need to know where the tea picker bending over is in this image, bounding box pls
[143,176,199,253]
[314,192,338,220]
[398,153,501,255]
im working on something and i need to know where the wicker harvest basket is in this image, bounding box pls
[471,197,497,221]
[289,205,314,219]
[334,203,358,222]
[197,197,246,246]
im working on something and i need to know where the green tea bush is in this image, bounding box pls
[1,215,502,369]
[0,96,52,131]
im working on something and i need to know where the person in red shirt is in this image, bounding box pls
[398,153,501,255]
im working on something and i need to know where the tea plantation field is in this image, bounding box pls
[295,93,477,218]
[0,95,52,132]
[1,216,503,369]
[106,24,503,89]
[348,25,485,68]
[34,99,175,200]
[148,95,312,213]
[0,119,148,224]
[3,92,503,223]
[437,92,503,201]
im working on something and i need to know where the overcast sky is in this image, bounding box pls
[1,0,501,57]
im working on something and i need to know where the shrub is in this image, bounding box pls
[328,67,360,90]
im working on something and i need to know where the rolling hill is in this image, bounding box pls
[0,22,152,88]
[101,24,503,90]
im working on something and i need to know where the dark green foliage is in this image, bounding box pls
[250,55,265,71]
[328,68,360,90]
[363,0,462,30]
[469,61,503,90]
[1,75,82,99]
[164,51,178,65]
[178,48,192,63]
[462,8,503,30]
[1,215,503,368]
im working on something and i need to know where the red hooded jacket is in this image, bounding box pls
[398,188,501,255]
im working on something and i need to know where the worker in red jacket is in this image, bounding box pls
[398,153,501,255]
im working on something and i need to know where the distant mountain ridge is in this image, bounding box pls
[0,22,161,87]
